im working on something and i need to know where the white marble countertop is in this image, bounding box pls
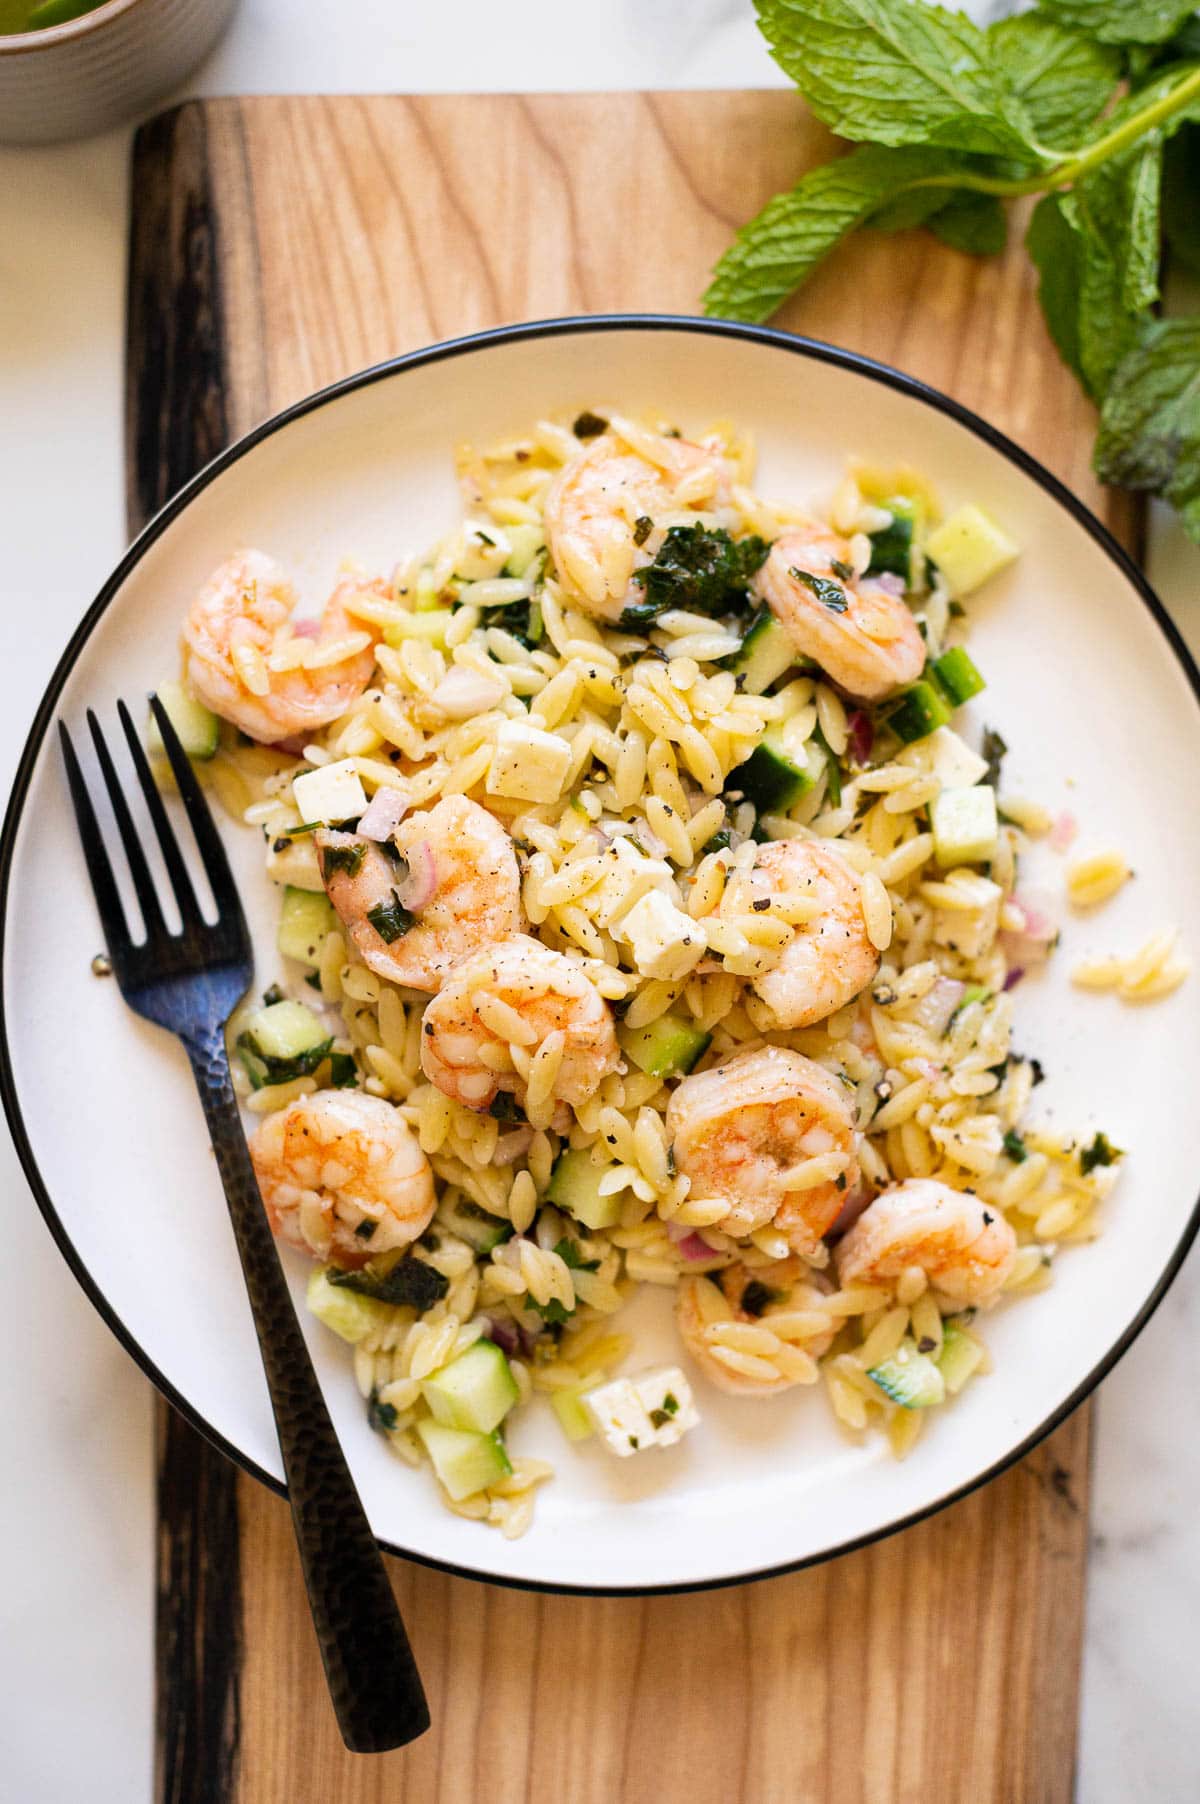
[2,4,1197,1798]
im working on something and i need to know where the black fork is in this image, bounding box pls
[59,695,429,1753]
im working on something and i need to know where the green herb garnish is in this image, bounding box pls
[1080,1130,1124,1174]
[633,514,655,546]
[320,840,367,880]
[1003,1129,1028,1163]
[367,1391,399,1434]
[553,1237,601,1273]
[573,410,609,438]
[329,1258,449,1310]
[790,565,848,612]
[704,0,1200,543]
[366,892,418,943]
[981,727,1008,789]
[625,524,770,623]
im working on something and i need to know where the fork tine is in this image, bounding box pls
[148,694,246,934]
[59,721,133,963]
[87,708,166,939]
[116,699,203,927]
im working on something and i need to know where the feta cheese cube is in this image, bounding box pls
[292,758,368,826]
[617,888,705,981]
[582,1379,655,1458]
[631,1366,699,1448]
[486,718,572,804]
[584,1367,701,1457]
[897,725,987,790]
[932,872,1002,959]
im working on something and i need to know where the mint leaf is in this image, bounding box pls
[988,13,1121,149]
[928,192,1007,255]
[1095,319,1200,540]
[754,0,1041,158]
[1037,1,1199,48]
[1163,123,1200,273]
[1027,194,1088,382]
[705,143,964,321]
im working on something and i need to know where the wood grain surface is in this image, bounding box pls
[127,92,1118,1804]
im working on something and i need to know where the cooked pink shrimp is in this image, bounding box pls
[250,1089,434,1265]
[318,795,524,994]
[544,428,736,621]
[420,935,619,1120]
[676,1257,836,1396]
[754,525,924,700]
[666,1046,859,1257]
[724,838,880,1028]
[836,1178,1017,1305]
[182,551,382,744]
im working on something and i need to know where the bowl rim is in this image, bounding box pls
[4,311,1199,1596]
[0,0,146,57]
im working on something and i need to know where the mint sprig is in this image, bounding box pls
[705,0,1200,543]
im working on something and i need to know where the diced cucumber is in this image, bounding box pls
[619,1012,711,1080]
[278,887,338,966]
[147,681,220,761]
[503,524,546,578]
[866,498,915,583]
[416,1419,513,1501]
[886,678,953,744]
[241,998,327,1061]
[547,1148,623,1231]
[727,608,797,694]
[926,505,1018,599]
[551,1376,605,1443]
[437,1192,513,1255]
[728,722,826,812]
[931,785,998,867]
[382,607,455,651]
[931,646,986,706]
[868,1339,946,1408]
[936,1318,985,1394]
[421,1339,519,1435]
[306,1266,393,1344]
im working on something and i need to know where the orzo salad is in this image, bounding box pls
[150,408,1187,1538]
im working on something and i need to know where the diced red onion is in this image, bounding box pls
[1049,811,1078,853]
[1008,890,1058,941]
[483,1314,521,1356]
[847,711,874,765]
[357,786,409,841]
[430,665,507,719]
[396,839,438,911]
[493,1127,533,1164]
[865,571,906,598]
[1002,967,1025,991]
[637,823,669,859]
[666,1224,716,1262]
[292,616,321,640]
[827,1182,876,1241]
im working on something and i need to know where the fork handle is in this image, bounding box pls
[185,1026,430,1753]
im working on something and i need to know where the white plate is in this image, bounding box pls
[4,318,1200,1593]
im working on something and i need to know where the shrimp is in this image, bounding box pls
[250,1089,435,1265]
[724,838,879,1028]
[676,1257,836,1396]
[544,428,735,621]
[835,1178,1017,1306]
[420,935,619,1120]
[666,1046,859,1258]
[754,525,925,701]
[318,795,524,994]
[182,552,383,745]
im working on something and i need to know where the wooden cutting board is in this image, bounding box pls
[128,93,1119,1804]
